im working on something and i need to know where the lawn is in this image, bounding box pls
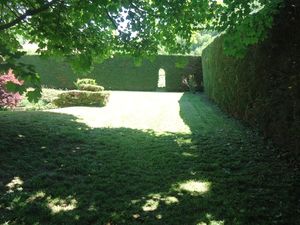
[0,92,298,225]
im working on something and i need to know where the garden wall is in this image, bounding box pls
[202,1,299,157]
[20,55,202,92]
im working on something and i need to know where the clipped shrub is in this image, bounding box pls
[77,84,104,92]
[53,90,109,107]
[74,78,96,89]
[0,69,23,108]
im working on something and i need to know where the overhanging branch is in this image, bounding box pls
[0,0,61,31]
[105,9,118,30]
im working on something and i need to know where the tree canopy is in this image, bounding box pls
[0,0,283,98]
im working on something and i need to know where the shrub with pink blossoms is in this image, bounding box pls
[0,69,24,108]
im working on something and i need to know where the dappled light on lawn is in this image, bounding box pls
[181,152,198,157]
[0,93,298,225]
[26,191,46,203]
[49,91,191,134]
[6,176,24,193]
[47,196,78,214]
[174,180,211,196]
[141,193,179,212]
[197,213,225,225]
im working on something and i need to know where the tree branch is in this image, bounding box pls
[0,0,61,31]
[105,9,118,30]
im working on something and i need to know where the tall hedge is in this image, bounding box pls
[202,1,300,158]
[19,55,201,92]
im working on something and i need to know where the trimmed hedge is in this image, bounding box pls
[77,84,104,92]
[74,78,97,87]
[19,55,202,92]
[202,2,300,158]
[53,90,109,107]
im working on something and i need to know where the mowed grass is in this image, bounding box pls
[0,93,299,225]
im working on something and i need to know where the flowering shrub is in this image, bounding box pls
[0,70,24,108]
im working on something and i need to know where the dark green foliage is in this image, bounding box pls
[19,55,202,92]
[53,90,109,107]
[218,0,284,57]
[202,1,300,158]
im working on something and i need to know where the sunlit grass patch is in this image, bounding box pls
[197,220,224,225]
[141,193,180,213]
[47,196,77,214]
[49,91,192,133]
[26,191,46,203]
[141,193,180,212]
[142,199,159,212]
[173,180,211,196]
[181,152,198,157]
[6,176,24,193]
[197,213,225,225]
[175,137,193,146]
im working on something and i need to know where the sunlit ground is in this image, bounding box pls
[49,91,191,133]
[0,92,298,225]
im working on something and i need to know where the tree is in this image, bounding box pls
[0,0,283,99]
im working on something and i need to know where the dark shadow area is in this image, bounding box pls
[0,104,299,224]
[178,92,300,225]
[201,0,300,160]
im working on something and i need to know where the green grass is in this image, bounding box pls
[0,93,298,225]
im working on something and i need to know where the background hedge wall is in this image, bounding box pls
[202,1,299,158]
[19,55,201,92]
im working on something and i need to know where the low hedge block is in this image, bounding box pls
[78,84,104,92]
[74,78,96,87]
[53,90,109,107]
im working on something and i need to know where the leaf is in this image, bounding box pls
[5,82,19,92]
[26,88,42,103]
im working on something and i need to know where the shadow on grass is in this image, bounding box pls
[0,103,299,225]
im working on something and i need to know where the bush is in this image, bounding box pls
[18,88,64,111]
[53,90,109,107]
[77,84,104,92]
[0,69,23,109]
[182,74,198,93]
[74,78,97,89]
